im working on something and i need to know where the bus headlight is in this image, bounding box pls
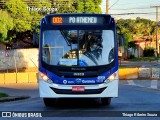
[40,73,49,81]
[40,73,53,84]
[104,73,117,83]
[108,73,116,81]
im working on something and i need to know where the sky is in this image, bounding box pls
[101,0,160,21]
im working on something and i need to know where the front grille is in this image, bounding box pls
[50,87,107,95]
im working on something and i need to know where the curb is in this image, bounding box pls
[0,96,30,102]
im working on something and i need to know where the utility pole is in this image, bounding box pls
[106,0,109,14]
[151,5,160,56]
[156,6,159,56]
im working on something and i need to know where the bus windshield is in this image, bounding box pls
[42,29,115,67]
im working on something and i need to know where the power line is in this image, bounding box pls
[110,12,157,15]
[111,2,150,6]
[111,7,153,10]
[109,0,120,9]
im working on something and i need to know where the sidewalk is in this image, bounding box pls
[120,60,160,68]
[0,83,38,102]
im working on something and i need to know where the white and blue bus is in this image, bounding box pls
[39,13,119,106]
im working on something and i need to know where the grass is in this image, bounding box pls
[128,57,160,61]
[0,93,9,98]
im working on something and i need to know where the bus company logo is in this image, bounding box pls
[73,73,84,76]
[82,80,95,84]
[63,80,67,84]
[75,78,82,84]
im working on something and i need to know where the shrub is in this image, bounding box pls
[143,47,154,57]
[129,54,135,59]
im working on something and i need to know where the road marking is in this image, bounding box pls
[127,80,136,85]
[123,80,160,90]
[151,80,158,89]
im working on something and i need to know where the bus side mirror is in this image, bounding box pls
[33,31,39,48]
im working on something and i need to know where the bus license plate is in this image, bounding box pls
[72,86,85,92]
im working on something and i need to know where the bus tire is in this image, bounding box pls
[101,98,111,106]
[43,98,57,107]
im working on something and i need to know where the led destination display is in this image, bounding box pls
[52,16,104,25]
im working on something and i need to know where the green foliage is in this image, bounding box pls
[94,0,102,4]
[5,0,32,32]
[117,19,135,43]
[128,41,136,48]
[0,0,102,44]
[76,0,84,12]
[28,0,52,31]
[28,0,52,14]
[128,54,135,59]
[143,47,155,57]
[135,17,155,37]
[53,0,102,13]
[0,93,9,98]
[80,0,102,13]
[116,18,156,49]
[0,10,14,43]
[54,0,77,13]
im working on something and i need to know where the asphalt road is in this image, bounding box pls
[0,81,160,120]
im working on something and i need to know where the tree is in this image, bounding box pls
[116,18,156,49]
[54,0,77,13]
[79,0,102,13]
[0,10,14,43]
[27,0,52,31]
[4,0,52,42]
[116,19,133,49]
[135,17,155,38]
[5,0,32,32]
[27,0,52,46]
[53,0,102,13]
[1,0,102,44]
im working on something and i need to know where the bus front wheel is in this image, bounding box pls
[101,98,111,106]
[43,98,57,107]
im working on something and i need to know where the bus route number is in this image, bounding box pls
[52,17,63,24]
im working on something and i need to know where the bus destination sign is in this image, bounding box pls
[69,17,97,24]
[52,16,103,25]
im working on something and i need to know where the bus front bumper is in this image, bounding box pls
[39,79,118,98]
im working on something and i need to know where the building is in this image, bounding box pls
[131,36,160,58]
